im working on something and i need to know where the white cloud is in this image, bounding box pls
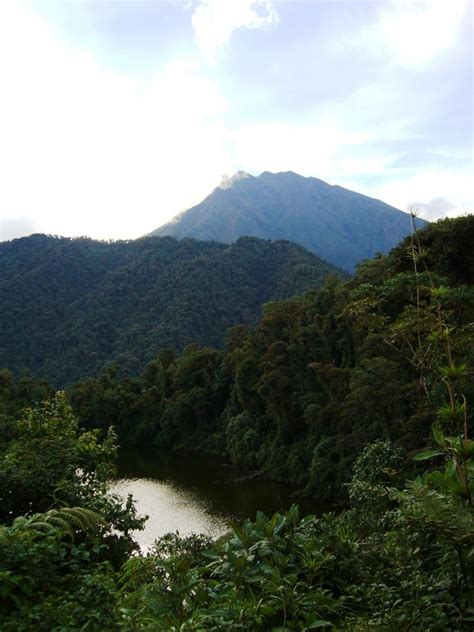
[191,0,278,62]
[369,169,473,220]
[231,118,404,183]
[230,116,472,222]
[0,2,234,240]
[0,216,38,242]
[409,197,457,221]
[0,1,469,241]
[362,0,470,69]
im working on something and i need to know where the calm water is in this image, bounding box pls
[112,448,330,549]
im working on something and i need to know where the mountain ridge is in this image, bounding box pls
[0,233,345,386]
[150,171,424,271]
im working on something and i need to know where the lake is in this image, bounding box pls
[111,447,331,549]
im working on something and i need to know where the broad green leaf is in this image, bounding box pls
[413,449,443,461]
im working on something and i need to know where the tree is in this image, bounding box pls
[0,392,144,557]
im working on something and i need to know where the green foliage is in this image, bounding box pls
[117,455,472,630]
[0,516,121,630]
[0,215,473,629]
[0,393,145,565]
[0,368,53,420]
[118,506,347,630]
[24,506,106,540]
[63,216,474,503]
[346,439,404,526]
[226,412,260,465]
[0,234,344,386]
[2,433,472,630]
[0,394,147,629]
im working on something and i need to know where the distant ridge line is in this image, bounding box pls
[149,170,423,271]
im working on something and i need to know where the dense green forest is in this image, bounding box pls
[0,234,344,386]
[51,216,472,499]
[1,392,473,629]
[0,216,473,629]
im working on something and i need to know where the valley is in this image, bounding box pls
[1,215,472,629]
[1,0,472,626]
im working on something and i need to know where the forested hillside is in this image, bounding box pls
[1,216,472,630]
[63,216,474,498]
[0,234,344,386]
[151,170,424,271]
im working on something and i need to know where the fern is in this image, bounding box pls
[25,506,107,540]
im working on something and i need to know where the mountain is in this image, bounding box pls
[150,171,425,271]
[0,233,345,386]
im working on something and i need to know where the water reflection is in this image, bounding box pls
[113,447,330,548]
[111,478,229,548]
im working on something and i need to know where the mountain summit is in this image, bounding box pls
[219,171,252,189]
[150,171,423,271]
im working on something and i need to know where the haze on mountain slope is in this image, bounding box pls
[150,171,425,271]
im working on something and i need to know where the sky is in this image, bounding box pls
[0,0,472,242]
